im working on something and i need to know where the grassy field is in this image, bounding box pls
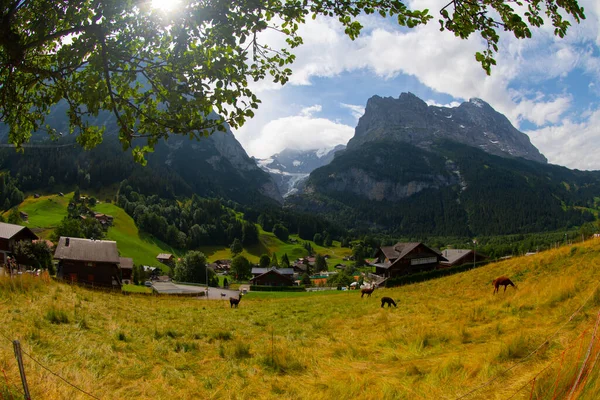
[94,202,179,269]
[2,241,600,399]
[3,193,73,236]
[10,194,349,271]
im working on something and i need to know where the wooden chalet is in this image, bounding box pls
[94,213,114,227]
[156,253,174,265]
[0,222,38,265]
[251,267,295,286]
[372,242,447,278]
[54,237,122,288]
[439,249,487,268]
[119,257,134,283]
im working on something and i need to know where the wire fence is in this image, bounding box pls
[0,328,101,399]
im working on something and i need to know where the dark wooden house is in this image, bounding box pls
[372,242,447,278]
[0,222,38,265]
[54,237,122,288]
[156,253,174,265]
[251,267,295,286]
[119,257,134,283]
[439,249,487,268]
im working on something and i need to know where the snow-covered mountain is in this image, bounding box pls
[256,145,346,197]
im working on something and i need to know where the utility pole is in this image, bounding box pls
[13,340,31,400]
[472,239,477,269]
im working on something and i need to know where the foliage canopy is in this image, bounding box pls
[0,0,585,160]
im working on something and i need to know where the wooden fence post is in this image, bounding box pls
[13,340,31,400]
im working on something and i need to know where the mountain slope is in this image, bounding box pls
[347,93,546,163]
[287,93,600,235]
[257,145,345,197]
[0,111,282,205]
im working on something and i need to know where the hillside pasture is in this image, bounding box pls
[2,241,600,399]
[94,202,179,269]
[3,193,72,232]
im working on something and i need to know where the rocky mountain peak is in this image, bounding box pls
[347,93,547,163]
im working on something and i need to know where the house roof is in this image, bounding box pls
[441,249,472,264]
[377,242,448,270]
[0,222,38,241]
[119,257,134,269]
[379,246,400,260]
[251,267,294,276]
[54,237,120,263]
[156,253,173,260]
[251,269,295,284]
[441,249,487,264]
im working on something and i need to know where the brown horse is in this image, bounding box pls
[493,276,516,294]
[361,286,375,298]
[230,293,243,308]
[381,297,397,308]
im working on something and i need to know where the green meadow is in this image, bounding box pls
[2,241,600,399]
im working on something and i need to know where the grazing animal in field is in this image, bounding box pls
[493,276,517,294]
[230,293,243,308]
[361,286,376,298]
[220,293,227,298]
[381,297,397,308]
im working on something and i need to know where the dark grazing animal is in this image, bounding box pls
[361,286,375,298]
[381,297,397,308]
[220,293,227,298]
[230,293,242,308]
[493,276,516,294]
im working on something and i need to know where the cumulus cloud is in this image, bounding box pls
[253,0,599,128]
[244,107,354,158]
[237,0,600,167]
[527,107,600,170]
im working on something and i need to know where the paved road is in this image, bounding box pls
[151,282,240,300]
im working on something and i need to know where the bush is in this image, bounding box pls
[45,308,70,324]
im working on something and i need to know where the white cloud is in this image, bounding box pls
[242,104,354,158]
[340,103,365,121]
[527,107,600,170]
[300,104,322,117]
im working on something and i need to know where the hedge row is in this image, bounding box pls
[249,285,306,292]
[385,261,488,288]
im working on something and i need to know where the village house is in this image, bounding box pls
[119,257,134,284]
[439,249,488,268]
[156,253,174,265]
[54,237,122,288]
[93,213,114,227]
[0,222,38,265]
[19,211,28,221]
[372,242,447,278]
[250,267,295,286]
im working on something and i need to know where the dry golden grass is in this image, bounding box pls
[2,241,600,399]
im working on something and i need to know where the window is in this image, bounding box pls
[410,257,437,266]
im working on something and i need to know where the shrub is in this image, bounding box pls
[45,308,69,324]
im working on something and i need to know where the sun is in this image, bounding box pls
[151,0,180,11]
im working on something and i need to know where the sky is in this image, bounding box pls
[231,0,600,171]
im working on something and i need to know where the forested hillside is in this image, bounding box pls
[289,140,598,236]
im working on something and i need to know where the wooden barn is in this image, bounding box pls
[251,267,295,286]
[439,249,488,268]
[0,222,38,265]
[372,242,447,278]
[54,237,122,288]
[119,257,134,283]
[156,253,174,265]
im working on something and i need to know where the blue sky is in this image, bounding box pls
[233,0,600,170]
